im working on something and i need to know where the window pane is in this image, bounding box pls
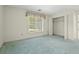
[27,15,43,32]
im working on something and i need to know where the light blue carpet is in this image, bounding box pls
[0,35,79,54]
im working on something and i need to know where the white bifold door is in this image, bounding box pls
[53,16,64,37]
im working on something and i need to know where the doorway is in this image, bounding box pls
[53,16,64,37]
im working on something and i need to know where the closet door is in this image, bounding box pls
[53,17,64,36]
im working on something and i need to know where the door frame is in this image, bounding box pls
[52,15,68,40]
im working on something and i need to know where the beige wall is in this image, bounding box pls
[74,11,79,40]
[67,13,74,40]
[0,6,3,47]
[4,6,49,42]
[1,6,78,43]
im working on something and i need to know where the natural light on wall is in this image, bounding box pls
[26,11,46,32]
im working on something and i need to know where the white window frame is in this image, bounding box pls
[27,15,44,32]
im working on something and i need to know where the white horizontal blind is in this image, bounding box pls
[27,14,45,32]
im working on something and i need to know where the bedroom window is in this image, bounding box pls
[27,14,44,32]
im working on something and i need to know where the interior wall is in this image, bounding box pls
[71,11,79,40]
[68,11,79,40]
[75,12,79,40]
[0,6,77,43]
[53,16,64,36]
[67,13,74,40]
[0,6,3,47]
[4,6,49,42]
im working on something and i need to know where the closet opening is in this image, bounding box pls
[53,16,64,38]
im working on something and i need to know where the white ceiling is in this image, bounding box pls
[8,5,79,15]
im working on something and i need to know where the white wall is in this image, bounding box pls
[74,11,79,40]
[4,6,49,42]
[0,6,3,47]
[67,13,74,40]
[65,12,78,40]
[0,6,78,43]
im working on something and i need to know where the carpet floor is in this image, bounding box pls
[0,35,79,54]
